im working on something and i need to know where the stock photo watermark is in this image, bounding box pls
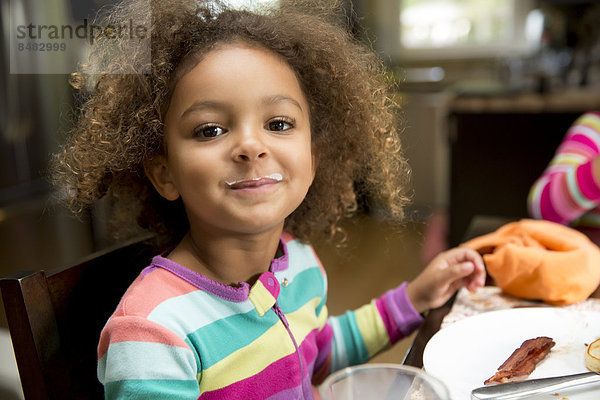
[9,0,150,74]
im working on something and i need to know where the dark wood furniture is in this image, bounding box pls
[0,235,158,400]
[448,111,583,247]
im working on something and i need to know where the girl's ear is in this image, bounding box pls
[144,156,180,201]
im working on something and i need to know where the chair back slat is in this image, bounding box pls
[1,272,57,400]
[0,236,157,399]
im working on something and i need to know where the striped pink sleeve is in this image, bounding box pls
[528,112,600,224]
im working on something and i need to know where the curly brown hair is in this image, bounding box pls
[51,0,411,247]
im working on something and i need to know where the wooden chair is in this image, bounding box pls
[0,235,159,400]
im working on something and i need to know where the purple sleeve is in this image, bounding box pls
[375,282,424,344]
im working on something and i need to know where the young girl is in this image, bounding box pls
[52,0,485,398]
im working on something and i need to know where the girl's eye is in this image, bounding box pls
[193,125,226,139]
[266,118,294,132]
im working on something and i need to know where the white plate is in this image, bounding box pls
[423,308,600,400]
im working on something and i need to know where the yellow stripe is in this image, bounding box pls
[354,300,389,357]
[316,304,328,329]
[552,154,586,166]
[582,113,600,131]
[200,297,323,391]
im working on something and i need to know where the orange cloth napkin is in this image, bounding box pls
[462,219,600,305]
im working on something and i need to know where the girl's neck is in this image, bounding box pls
[167,226,284,287]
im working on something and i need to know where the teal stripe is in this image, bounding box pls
[147,255,325,372]
[188,267,324,369]
[338,311,369,366]
[99,341,196,383]
[276,240,321,285]
[147,290,254,338]
[277,267,324,313]
[146,240,323,343]
[315,293,327,317]
[344,311,369,365]
[187,308,280,369]
[104,379,199,399]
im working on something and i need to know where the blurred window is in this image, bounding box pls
[401,0,512,48]
[399,0,536,59]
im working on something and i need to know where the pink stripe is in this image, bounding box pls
[313,324,333,371]
[375,298,401,344]
[557,137,584,153]
[281,231,295,243]
[558,141,594,159]
[577,161,600,200]
[122,268,198,316]
[98,269,199,359]
[264,376,313,400]
[569,134,599,154]
[199,330,320,399]
[258,272,280,298]
[299,329,320,377]
[98,316,190,358]
[539,184,564,223]
[548,174,580,222]
[199,356,300,399]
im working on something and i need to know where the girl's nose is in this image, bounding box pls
[231,129,268,162]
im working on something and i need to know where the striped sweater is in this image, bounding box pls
[97,233,423,399]
[529,111,600,227]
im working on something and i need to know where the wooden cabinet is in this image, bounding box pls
[448,111,584,246]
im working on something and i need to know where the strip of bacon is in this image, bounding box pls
[484,336,555,385]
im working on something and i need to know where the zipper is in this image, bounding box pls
[273,302,310,399]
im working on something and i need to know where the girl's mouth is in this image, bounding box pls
[225,173,283,189]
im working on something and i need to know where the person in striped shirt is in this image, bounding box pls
[51,1,485,398]
[528,111,600,231]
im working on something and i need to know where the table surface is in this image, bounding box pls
[402,215,600,368]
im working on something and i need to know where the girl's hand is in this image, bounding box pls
[406,247,485,313]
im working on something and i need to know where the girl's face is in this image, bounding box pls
[148,42,315,236]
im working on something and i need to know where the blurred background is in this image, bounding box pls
[1,0,600,398]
